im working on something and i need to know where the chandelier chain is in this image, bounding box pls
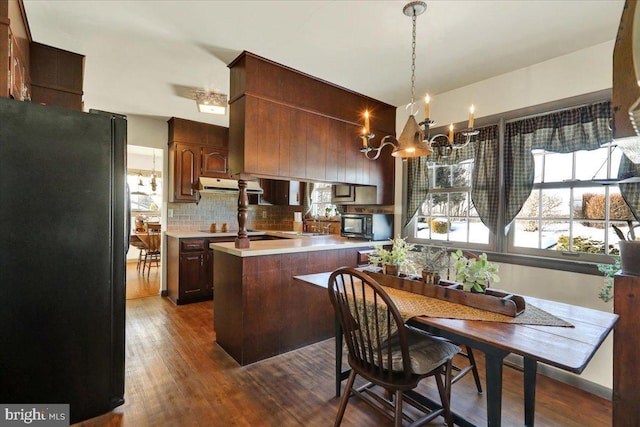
[410,12,417,108]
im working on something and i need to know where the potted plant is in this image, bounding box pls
[451,249,500,293]
[612,220,640,276]
[369,236,415,276]
[597,256,621,303]
[416,247,449,284]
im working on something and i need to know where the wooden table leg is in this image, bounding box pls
[524,358,537,426]
[484,351,508,427]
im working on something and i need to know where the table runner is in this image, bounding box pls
[382,284,573,327]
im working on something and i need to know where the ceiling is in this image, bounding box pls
[24,1,625,128]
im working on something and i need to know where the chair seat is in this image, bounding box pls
[381,328,460,375]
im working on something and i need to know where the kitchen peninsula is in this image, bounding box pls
[210,235,386,365]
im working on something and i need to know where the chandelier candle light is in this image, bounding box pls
[360,1,478,160]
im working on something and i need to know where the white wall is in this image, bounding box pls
[396,41,616,391]
[427,41,613,126]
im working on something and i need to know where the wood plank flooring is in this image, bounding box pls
[126,260,160,300]
[73,296,611,426]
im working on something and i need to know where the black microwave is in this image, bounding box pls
[340,213,393,241]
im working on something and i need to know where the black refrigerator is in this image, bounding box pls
[0,97,127,423]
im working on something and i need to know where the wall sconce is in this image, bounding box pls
[195,90,227,115]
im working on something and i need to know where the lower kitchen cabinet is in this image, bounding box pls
[167,237,215,305]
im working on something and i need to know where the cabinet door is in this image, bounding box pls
[201,147,228,178]
[174,143,199,202]
[260,179,293,205]
[205,249,214,292]
[9,34,27,101]
[179,252,205,297]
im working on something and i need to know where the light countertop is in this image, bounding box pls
[165,230,266,239]
[209,234,389,257]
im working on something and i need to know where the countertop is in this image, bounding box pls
[209,234,389,257]
[165,230,267,239]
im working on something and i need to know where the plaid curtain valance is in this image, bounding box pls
[504,101,612,226]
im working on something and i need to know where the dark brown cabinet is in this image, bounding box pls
[171,143,199,202]
[260,179,303,205]
[168,117,230,203]
[613,272,640,425]
[167,237,213,305]
[228,51,396,205]
[2,1,30,101]
[201,147,228,177]
[9,30,28,101]
[29,42,84,110]
[179,251,210,296]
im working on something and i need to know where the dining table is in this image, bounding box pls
[293,271,619,427]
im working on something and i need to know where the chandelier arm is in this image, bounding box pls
[360,135,399,160]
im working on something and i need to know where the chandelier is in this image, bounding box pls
[360,1,478,160]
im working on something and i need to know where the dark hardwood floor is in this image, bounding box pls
[73,296,611,426]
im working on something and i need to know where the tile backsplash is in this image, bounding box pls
[167,192,304,232]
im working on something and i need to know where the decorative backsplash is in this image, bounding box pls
[166,192,304,232]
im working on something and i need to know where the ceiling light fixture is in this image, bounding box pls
[195,90,227,115]
[360,1,478,160]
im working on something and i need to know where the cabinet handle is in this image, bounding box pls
[185,289,201,294]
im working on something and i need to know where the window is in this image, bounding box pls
[309,183,336,218]
[509,146,630,261]
[128,171,162,213]
[414,160,490,246]
[405,95,638,267]
[407,125,498,250]
[127,145,162,215]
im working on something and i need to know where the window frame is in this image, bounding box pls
[409,159,495,251]
[403,89,621,273]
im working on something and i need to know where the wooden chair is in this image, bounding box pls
[328,268,459,427]
[442,248,483,393]
[142,229,161,277]
[129,234,147,271]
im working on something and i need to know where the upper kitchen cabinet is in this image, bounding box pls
[1,0,30,100]
[259,179,303,206]
[168,117,230,203]
[1,1,84,109]
[29,43,84,111]
[228,51,396,205]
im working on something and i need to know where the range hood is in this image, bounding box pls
[199,177,263,194]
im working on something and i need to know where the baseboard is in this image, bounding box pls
[504,354,612,400]
[160,290,168,297]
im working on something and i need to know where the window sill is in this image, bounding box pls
[485,252,604,276]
